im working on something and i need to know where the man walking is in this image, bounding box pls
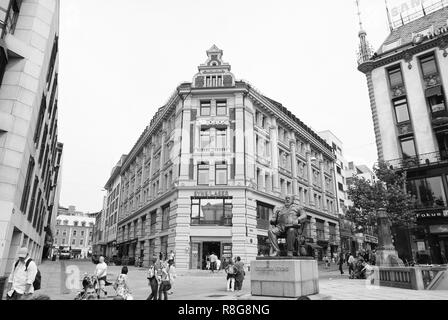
[338,251,345,275]
[95,256,108,298]
[6,247,38,300]
[348,253,355,276]
[209,252,218,273]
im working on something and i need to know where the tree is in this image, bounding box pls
[346,161,416,230]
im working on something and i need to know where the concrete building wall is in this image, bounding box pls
[0,0,61,277]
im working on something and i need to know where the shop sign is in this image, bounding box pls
[416,210,448,219]
[413,25,448,44]
[222,243,232,258]
[429,225,448,234]
[194,190,229,197]
[199,120,229,126]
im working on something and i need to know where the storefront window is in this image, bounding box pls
[407,176,447,208]
[191,197,232,226]
[256,201,273,230]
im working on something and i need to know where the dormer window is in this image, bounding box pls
[205,75,223,87]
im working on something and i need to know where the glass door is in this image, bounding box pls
[190,242,201,269]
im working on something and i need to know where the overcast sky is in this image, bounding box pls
[58,0,422,212]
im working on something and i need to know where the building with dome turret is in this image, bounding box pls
[357,1,448,264]
[113,46,341,269]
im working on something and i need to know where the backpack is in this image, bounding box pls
[14,259,41,290]
[227,265,235,275]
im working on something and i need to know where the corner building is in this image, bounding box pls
[0,0,62,276]
[116,46,340,270]
[358,4,448,264]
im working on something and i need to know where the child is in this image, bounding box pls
[225,260,236,291]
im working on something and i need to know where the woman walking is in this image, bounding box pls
[158,261,172,300]
[234,257,245,291]
[113,266,133,300]
[225,259,236,291]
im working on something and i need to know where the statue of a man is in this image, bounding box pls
[268,195,307,257]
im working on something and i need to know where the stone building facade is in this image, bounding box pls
[0,0,62,276]
[115,46,341,270]
[358,3,448,264]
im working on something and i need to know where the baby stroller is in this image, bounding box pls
[350,260,367,279]
[74,274,100,300]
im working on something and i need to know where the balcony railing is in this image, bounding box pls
[386,151,448,170]
[191,216,232,226]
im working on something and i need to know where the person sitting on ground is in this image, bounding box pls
[114,266,133,300]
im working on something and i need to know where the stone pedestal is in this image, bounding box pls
[250,257,319,298]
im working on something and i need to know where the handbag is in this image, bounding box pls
[161,280,172,291]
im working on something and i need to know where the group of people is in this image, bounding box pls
[223,256,245,292]
[337,250,376,279]
[146,251,176,300]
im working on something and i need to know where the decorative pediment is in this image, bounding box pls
[192,45,235,88]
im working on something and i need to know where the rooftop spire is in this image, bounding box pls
[385,0,394,32]
[355,0,374,65]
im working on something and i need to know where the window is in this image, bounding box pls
[393,98,410,123]
[80,239,84,245]
[216,100,227,116]
[191,198,232,226]
[216,129,227,149]
[427,93,446,114]
[215,162,228,185]
[20,157,35,213]
[338,183,344,192]
[150,211,157,234]
[162,204,170,230]
[63,220,68,225]
[200,128,210,149]
[73,230,77,236]
[400,138,417,159]
[62,230,66,236]
[72,239,76,245]
[256,201,274,230]
[62,238,65,245]
[316,220,325,240]
[160,236,168,260]
[407,176,447,208]
[336,166,341,175]
[74,221,78,227]
[388,66,403,87]
[81,222,86,227]
[197,162,209,185]
[200,101,211,116]
[81,231,84,236]
[420,54,437,77]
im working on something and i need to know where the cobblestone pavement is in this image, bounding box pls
[2,260,448,300]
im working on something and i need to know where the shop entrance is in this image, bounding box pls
[202,242,221,269]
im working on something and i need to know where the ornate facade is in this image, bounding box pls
[115,46,340,269]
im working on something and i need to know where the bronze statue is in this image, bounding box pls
[268,195,307,257]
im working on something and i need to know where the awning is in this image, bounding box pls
[426,85,442,97]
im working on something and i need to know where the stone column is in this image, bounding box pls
[376,208,403,267]
[320,160,327,211]
[270,118,279,194]
[306,145,314,206]
[290,138,298,195]
[234,94,245,184]
[179,98,192,182]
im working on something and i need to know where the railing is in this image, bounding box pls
[191,217,232,226]
[373,265,448,290]
[391,0,448,29]
[194,147,230,153]
[386,151,448,170]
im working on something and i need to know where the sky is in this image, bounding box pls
[57,0,417,212]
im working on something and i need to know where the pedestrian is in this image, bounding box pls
[209,252,218,273]
[95,256,108,298]
[167,260,176,295]
[216,258,221,272]
[6,247,38,300]
[146,255,161,300]
[234,257,245,291]
[225,259,236,291]
[348,253,355,277]
[205,254,210,270]
[158,261,172,300]
[168,250,175,266]
[113,266,133,300]
[338,251,345,275]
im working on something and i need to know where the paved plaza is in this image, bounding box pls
[2,260,448,300]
